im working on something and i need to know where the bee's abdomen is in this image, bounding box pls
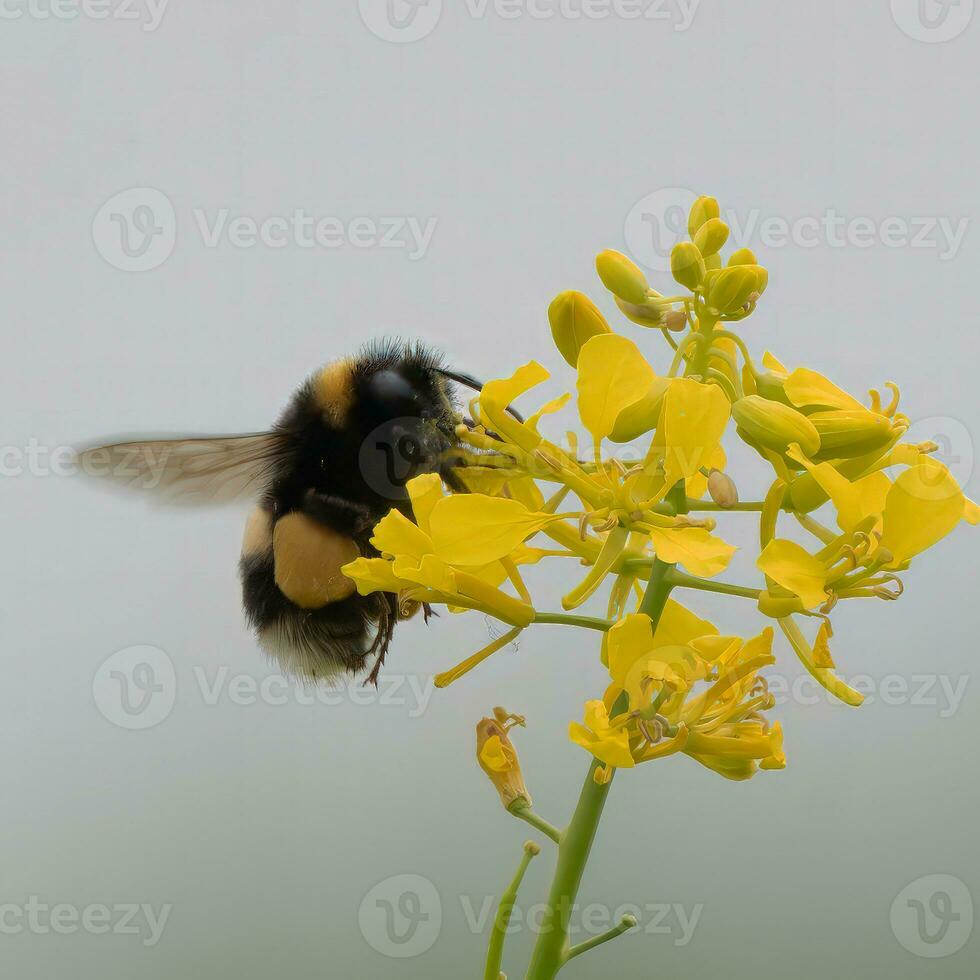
[239,505,392,681]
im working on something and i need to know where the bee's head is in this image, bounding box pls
[275,343,461,510]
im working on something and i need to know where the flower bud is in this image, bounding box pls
[808,410,895,460]
[671,242,705,291]
[728,247,757,267]
[687,195,720,237]
[733,395,821,457]
[707,469,739,508]
[595,249,650,305]
[663,309,688,332]
[548,290,611,368]
[706,266,762,314]
[693,217,729,258]
[704,252,722,271]
[753,370,791,405]
[477,708,532,810]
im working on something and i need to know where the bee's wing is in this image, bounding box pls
[76,432,286,506]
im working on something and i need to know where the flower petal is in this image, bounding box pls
[784,367,865,411]
[341,557,405,595]
[480,361,550,452]
[660,378,731,487]
[371,508,432,560]
[651,599,719,647]
[406,473,445,537]
[576,334,656,442]
[429,494,559,566]
[650,525,737,577]
[880,459,965,566]
[757,539,829,609]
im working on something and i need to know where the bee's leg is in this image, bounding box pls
[364,592,398,687]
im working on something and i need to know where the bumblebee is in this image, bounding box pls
[80,341,500,684]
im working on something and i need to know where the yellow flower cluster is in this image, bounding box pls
[343,192,976,783]
[570,605,784,782]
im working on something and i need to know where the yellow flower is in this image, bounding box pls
[571,612,784,781]
[568,700,636,770]
[342,474,550,628]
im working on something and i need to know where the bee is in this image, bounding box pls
[79,340,507,684]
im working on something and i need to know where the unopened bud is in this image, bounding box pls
[706,265,763,314]
[477,708,532,809]
[595,249,650,305]
[548,290,611,368]
[727,247,757,267]
[687,195,720,238]
[670,242,705,291]
[693,217,729,258]
[707,469,739,508]
[663,310,688,332]
[733,394,821,458]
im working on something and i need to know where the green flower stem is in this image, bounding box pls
[532,612,614,632]
[484,841,541,980]
[686,498,767,512]
[508,802,562,845]
[524,558,675,980]
[666,568,763,601]
[563,914,637,964]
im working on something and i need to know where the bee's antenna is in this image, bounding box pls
[436,368,525,423]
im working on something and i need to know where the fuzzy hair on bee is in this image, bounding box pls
[78,339,501,685]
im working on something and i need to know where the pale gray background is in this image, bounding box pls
[2,2,978,978]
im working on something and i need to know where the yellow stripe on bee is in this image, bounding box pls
[272,512,359,609]
[313,358,355,426]
[241,505,274,557]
